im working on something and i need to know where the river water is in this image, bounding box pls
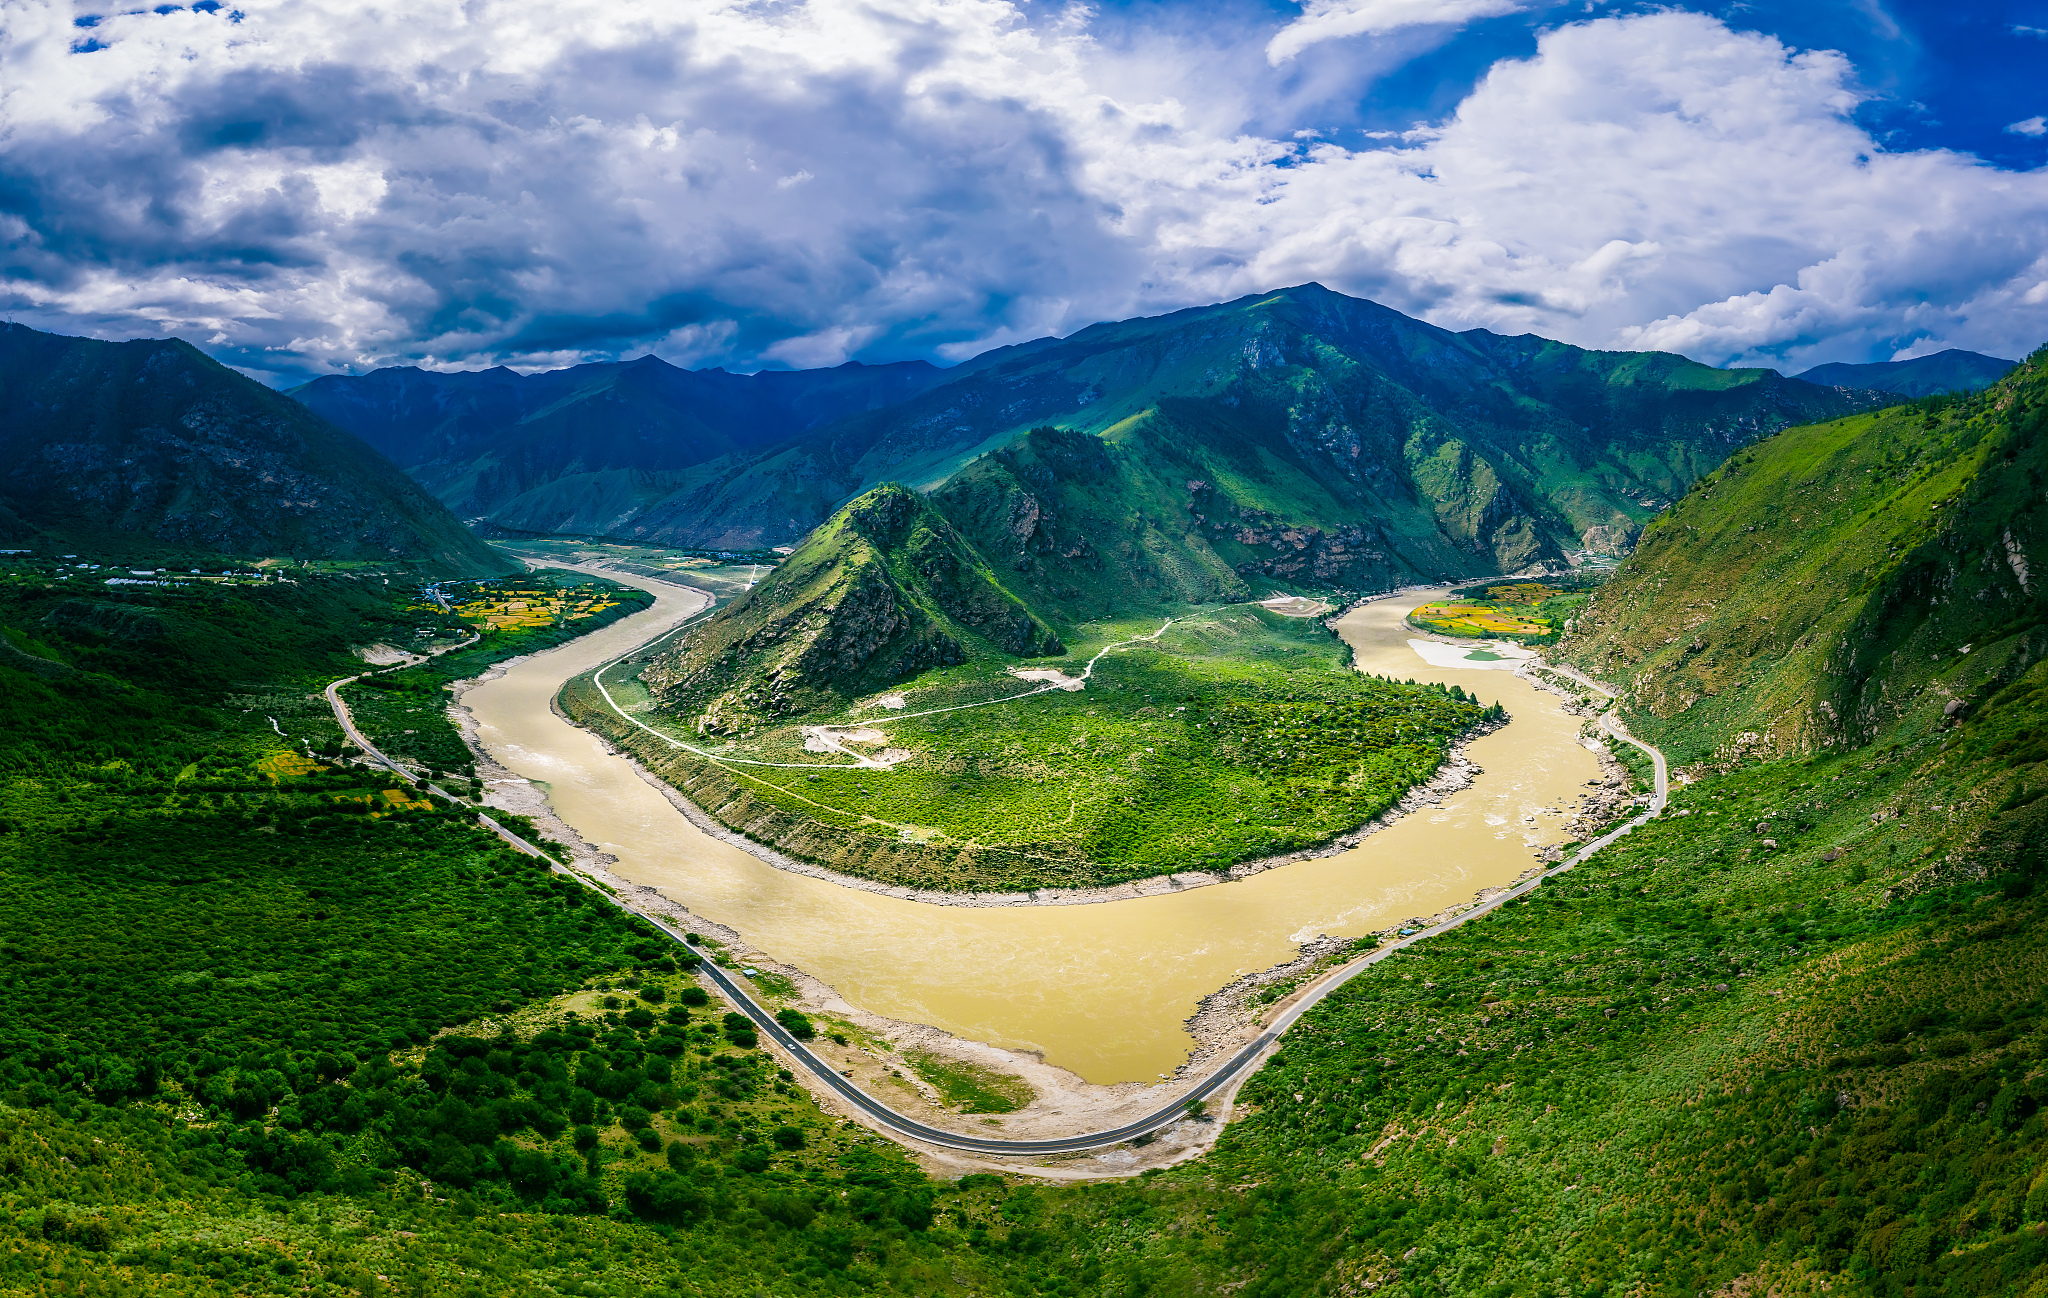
[463,577,1600,1084]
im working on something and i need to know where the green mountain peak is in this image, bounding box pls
[0,323,509,575]
[640,483,1060,731]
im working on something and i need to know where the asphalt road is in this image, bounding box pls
[321,630,479,782]
[1528,657,1669,813]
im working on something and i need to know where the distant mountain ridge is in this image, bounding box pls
[291,355,950,538]
[290,286,1883,589]
[1795,349,2015,397]
[643,286,1880,594]
[0,324,509,575]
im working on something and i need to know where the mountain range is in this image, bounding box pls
[290,357,949,540]
[0,324,507,575]
[1794,349,2015,397]
[291,285,1889,588]
[16,287,1989,591]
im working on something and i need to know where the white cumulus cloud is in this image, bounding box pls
[1267,0,1530,65]
[2009,116,2048,137]
[0,2,2043,380]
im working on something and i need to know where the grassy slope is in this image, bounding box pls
[1559,352,2048,769]
[639,484,1060,735]
[932,423,1262,615]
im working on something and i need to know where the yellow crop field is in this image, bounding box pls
[456,587,620,631]
[255,751,323,782]
[1407,600,1552,637]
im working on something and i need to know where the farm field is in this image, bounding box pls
[452,578,629,631]
[580,605,1497,887]
[1407,581,1591,643]
[342,568,653,776]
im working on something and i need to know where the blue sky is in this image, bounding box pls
[2,0,2044,383]
[1159,1,2048,166]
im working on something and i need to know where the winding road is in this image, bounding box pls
[322,629,481,783]
[329,575,1671,1158]
[1529,658,1669,816]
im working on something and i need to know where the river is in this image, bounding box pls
[461,576,1601,1084]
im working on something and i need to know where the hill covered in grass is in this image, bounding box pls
[637,484,1062,733]
[0,324,510,576]
[1558,348,2048,770]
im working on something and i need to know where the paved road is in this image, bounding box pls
[334,573,1675,1159]
[321,630,480,783]
[1527,657,1668,813]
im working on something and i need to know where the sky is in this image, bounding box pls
[2,0,2045,385]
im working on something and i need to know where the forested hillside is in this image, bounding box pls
[0,553,1019,1294]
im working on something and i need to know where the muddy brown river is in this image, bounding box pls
[462,575,1600,1084]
